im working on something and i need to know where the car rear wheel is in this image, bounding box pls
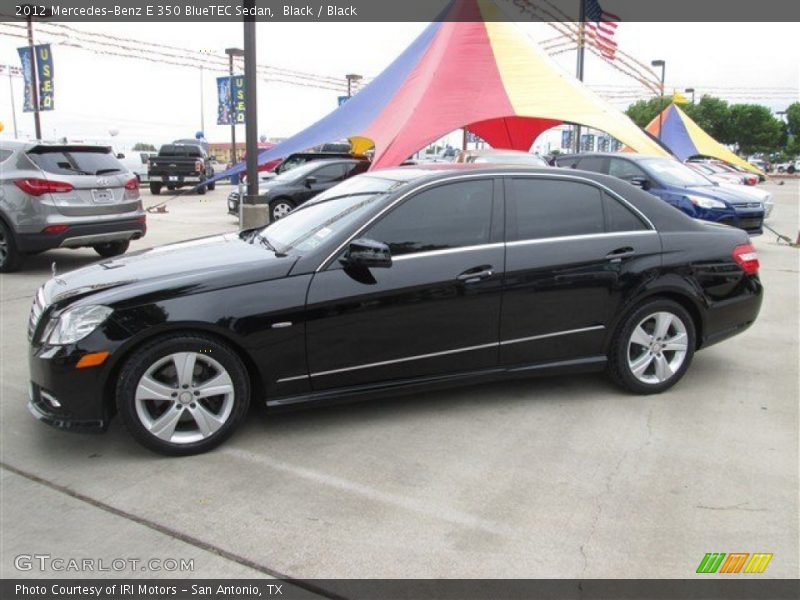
[149,182,161,195]
[0,220,22,273]
[608,299,695,394]
[116,334,250,455]
[207,181,216,191]
[93,240,130,258]
[270,198,295,221]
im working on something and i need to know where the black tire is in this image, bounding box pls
[197,184,207,195]
[270,197,295,221]
[149,182,162,195]
[0,219,23,273]
[608,298,696,394]
[93,240,130,258]
[788,165,796,174]
[116,334,251,456]
[207,181,216,191]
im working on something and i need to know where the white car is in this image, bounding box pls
[117,151,156,183]
[774,160,799,174]
[717,183,774,219]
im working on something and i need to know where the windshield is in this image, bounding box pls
[257,192,386,254]
[470,154,547,166]
[642,158,714,187]
[305,174,405,206]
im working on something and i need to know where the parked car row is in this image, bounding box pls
[27,164,762,455]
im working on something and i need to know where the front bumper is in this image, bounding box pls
[17,217,146,253]
[28,382,108,433]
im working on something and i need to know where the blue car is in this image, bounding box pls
[553,153,764,235]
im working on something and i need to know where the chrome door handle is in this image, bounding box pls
[457,267,494,284]
[605,247,636,262]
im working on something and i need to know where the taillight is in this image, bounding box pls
[733,244,759,275]
[15,178,74,196]
[124,177,139,191]
[195,159,203,173]
[42,224,69,235]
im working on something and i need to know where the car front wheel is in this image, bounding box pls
[116,334,250,455]
[608,299,695,394]
[270,198,295,220]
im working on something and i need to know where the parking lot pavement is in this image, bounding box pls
[1,182,797,580]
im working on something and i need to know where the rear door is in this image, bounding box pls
[26,146,138,217]
[499,175,660,367]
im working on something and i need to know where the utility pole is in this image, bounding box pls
[243,0,260,220]
[224,47,244,164]
[345,73,362,98]
[685,87,695,104]
[26,13,41,140]
[199,64,205,134]
[7,66,18,138]
[574,0,586,153]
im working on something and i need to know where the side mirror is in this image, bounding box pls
[342,238,392,269]
[629,176,650,190]
[305,176,317,188]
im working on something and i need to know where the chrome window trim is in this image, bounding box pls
[506,230,657,248]
[277,324,606,382]
[314,171,656,272]
[499,325,605,346]
[392,242,505,262]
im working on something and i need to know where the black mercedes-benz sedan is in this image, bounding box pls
[27,165,763,455]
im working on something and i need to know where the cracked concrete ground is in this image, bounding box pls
[1,181,797,581]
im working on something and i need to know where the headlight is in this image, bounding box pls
[46,305,113,345]
[687,194,727,209]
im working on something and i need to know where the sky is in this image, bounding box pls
[0,16,797,153]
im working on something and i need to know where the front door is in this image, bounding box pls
[305,178,505,391]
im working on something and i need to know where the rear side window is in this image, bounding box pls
[28,148,125,176]
[508,178,604,240]
[603,193,648,232]
[555,156,580,169]
[367,180,493,256]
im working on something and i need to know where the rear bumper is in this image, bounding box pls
[149,174,204,184]
[700,276,763,349]
[16,217,146,253]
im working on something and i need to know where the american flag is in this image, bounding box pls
[584,0,620,60]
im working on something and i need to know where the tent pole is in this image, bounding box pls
[574,0,586,153]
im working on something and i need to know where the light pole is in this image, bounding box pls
[345,73,362,98]
[224,47,244,164]
[685,87,695,105]
[197,49,215,135]
[651,59,666,139]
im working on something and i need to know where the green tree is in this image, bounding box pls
[132,142,156,151]
[785,102,800,137]
[625,96,672,128]
[683,95,731,143]
[726,104,785,155]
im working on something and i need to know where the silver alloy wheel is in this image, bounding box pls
[272,201,293,220]
[627,311,689,385]
[134,352,235,445]
[0,230,7,265]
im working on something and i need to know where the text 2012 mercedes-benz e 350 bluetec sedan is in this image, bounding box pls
[27,165,762,455]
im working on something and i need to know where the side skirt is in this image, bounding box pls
[265,356,607,412]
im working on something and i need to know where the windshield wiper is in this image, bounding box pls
[56,165,92,175]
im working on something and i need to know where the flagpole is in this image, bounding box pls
[574,0,586,153]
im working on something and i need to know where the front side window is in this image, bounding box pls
[366,180,494,257]
[608,158,648,181]
[508,178,604,241]
[311,164,347,183]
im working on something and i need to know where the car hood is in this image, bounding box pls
[716,183,769,201]
[684,185,761,206]
[42,232,297,308]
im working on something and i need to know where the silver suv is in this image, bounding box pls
[0,140,146,272]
